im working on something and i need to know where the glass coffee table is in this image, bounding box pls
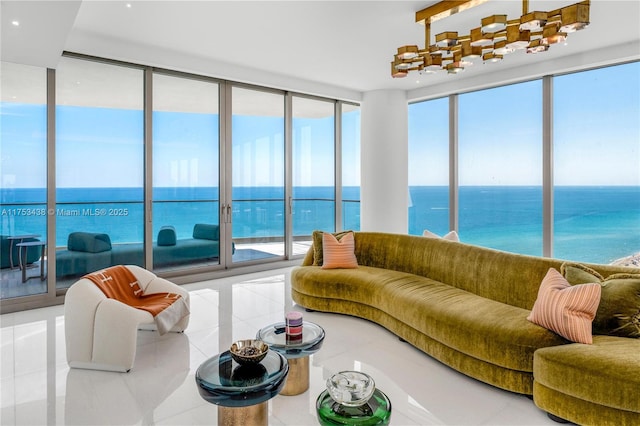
[256,321,325,395]
[196,349,288,426]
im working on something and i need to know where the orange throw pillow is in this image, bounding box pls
[527,268,601,344]
[322,232,358,269]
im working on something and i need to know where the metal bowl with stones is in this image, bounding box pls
[230,339,269,365]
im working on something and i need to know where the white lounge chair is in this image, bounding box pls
[64,265,190,372]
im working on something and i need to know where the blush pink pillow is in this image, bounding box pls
[322,232,358,269]
[527,268,601,344]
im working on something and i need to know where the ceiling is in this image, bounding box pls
[1,1,639,100]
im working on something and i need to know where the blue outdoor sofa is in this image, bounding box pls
[56,224,232,277]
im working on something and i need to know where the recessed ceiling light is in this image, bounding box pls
[126,3,132,8]
[11,20,20,26]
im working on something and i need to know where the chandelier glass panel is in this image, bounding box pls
[391,0,590,77]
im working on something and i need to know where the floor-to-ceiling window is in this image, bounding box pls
[0,62,48,300]
[553,62,640,263]
[458,80,543,255]
[1,53,359,312]
[152,73,221,271]
[231,86,285,262]
[408,62,639,264]
[292,96,335,242]
[342,103,361,231]
[55,57,144,288]
[408,97,450,237]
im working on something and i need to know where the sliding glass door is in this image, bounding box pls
[0,62,48,300]
[230,87,285,263]
[152,73,221,271]
[55,58,144,289]
[2,53,360,312]
[292,96,335,246]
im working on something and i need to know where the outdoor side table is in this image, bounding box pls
[7,234,41,269]
[196,349,288,426]
[257,321,325,396]
[16,240,46,283]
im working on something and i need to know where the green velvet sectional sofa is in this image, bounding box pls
[291,231,640,426]
[56,224,230,277]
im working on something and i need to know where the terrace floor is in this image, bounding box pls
[0,241,311,300]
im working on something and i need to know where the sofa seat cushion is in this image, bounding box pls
[154,238,220,265]
[110,244,144,267]
[56,249,112,277]
[534,335,640,413]
[292,265,567,372]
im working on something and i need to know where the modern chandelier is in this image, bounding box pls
[391,0,590,77]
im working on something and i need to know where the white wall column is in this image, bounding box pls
[360,90,408,233]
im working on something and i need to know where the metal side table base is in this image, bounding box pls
[280,356,309,396]
[16,241,46,283]
[218,402,267,426]
[257,321,325,397]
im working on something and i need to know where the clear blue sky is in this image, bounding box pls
[1,107,358,189]
[409,61,640,186]
[2,62,638,189]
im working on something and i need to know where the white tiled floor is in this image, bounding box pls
[0,267,555,425]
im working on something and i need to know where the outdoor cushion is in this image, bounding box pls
[157,226,177,246]
[67,232,112,253]
[192,223,219,241]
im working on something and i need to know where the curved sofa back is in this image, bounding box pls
[304,232,636,310]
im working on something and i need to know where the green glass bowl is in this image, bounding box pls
[316,388,392,426]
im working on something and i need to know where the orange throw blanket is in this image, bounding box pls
[84,265,189,335]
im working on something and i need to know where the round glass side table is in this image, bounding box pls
[316,388,392,426]
[196,349,288,426]
[256,321,325,395]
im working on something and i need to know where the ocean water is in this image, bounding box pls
[1,186,638,264]
[0,186,358,247]
[409,186,640,263]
